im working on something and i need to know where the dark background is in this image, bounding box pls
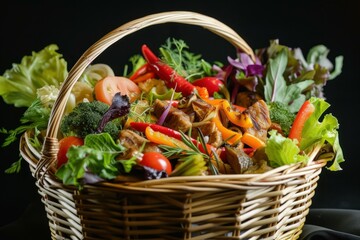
[1,0,359,239]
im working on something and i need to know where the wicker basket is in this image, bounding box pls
[19,11,328,240]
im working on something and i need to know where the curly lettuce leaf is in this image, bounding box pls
[0,44,68,107]
[265,130,308,168]
[300,97,344,170]
[265,97,344,171]
[55,133,125,188]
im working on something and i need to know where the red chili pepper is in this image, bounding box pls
[132,72,156,83]
[288,100,315,144]
[192,77,230,101]
[130,122,214,154]
[129,63,151,80]
[141,44,196,96]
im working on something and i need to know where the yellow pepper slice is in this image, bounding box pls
[212,111,242,145]
[241,132,266,150]
[145,126,191,150]
[221,100,253,128]
[203,98,253,128]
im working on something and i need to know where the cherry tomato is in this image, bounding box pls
[140,152,172,175]
[94,76,141,105]
[57,136,84,168]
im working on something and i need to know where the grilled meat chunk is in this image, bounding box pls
[191,99,216,122]
[225,145,253,174]
[243,100,271,142]
[119,129,161,158]
[192,122,223,148]
[152,99,192,132]
[235,91,263,108]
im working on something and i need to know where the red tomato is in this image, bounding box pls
[140,152,172,175]
[57,136,84,168]
[94,76,141,105]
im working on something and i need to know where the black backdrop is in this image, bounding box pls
[1,0,359,239]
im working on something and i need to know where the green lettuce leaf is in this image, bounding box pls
[265,97,344,171]
[0,44,68,107]
[265,130,308,168]
[300,97,344,170]
[55,133,125,188]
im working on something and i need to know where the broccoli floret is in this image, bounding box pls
[267,101,295,136]
[60,100,120,140]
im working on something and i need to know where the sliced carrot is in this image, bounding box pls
[288,100,315,144]
[232,104,247,112]
[195,86,210,99]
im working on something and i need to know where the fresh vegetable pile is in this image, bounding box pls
[0,38,344,188]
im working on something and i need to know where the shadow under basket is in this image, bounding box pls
[19,11,327,240]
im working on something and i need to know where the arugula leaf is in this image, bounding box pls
[264,49,314,112]
[306,45,343,80]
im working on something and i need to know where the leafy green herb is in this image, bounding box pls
[159,130,218,176]
[1,99,50,147]
[159,38,218,81]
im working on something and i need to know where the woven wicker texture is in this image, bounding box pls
[20,11,327,240]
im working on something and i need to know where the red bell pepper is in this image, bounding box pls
[141,44,196,96]
[130,122,214,154]
[288,100,315,144]
[192,77,230,101]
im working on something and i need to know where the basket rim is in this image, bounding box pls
[21,130,327,190]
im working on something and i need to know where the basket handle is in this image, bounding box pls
[36,11,255,177]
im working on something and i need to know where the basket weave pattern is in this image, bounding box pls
[20,11,326,240]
